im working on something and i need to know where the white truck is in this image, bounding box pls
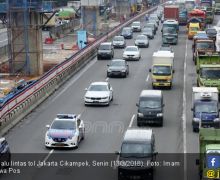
[191,87,220,132]
[149,51,174,89]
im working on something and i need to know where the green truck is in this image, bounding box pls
[197,53,220,91]
[197,128,220,179]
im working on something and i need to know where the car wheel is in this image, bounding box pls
[137,121,142,127]
[81,129,85,140]
[97,56,101,60]
[75,138,79,149]
[160,119,163,127]
[147,44,149,48]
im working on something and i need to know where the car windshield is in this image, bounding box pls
[160,47,171,51]
[195,102,217,113]
[206,29,217,34]
[113,36,123,41]
[137,35,147,40]
[99,45,111,50]
[51,120,76,130]
[146,24,154,28]
[88,84,108,91]
[132,22,140,26]
[163,27,176,34]
[197,42,214,49]
[125,47,138,51]
[139,97,161,108]
[190,27,199,31]
[163,24,178,30]
[200,68,220,79]
[122,28,131,33]
[149,20,156,24]
[153,66,171,76]
[121,143,152,158]
[207,150,220,154]
[111,61,125,67]
[143,28,152,33]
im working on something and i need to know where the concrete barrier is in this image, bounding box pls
[0,6,158,136]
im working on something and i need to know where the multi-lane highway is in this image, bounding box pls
[2,10,220,180]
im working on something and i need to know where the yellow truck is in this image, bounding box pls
[149,51,174,89]
[188,22,200,39]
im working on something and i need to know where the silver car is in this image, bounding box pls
[107,59,129,78]
[112,36,126,48]
[135,35,149,48]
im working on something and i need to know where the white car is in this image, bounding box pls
[131,21,141,32]
[84,82,113,106]
[45,114,85,149]
[123,46,141,61]
[112,36,126,48]
[135,35,149,48]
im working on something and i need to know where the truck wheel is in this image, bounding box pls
[193,127,199,133]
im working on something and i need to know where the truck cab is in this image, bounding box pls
[191,87,220,132]
[149,51,174,89]
[162,26,178,45]
[162,19,179,34]
[188,22,200,39]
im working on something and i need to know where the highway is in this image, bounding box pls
[2,11,220,180]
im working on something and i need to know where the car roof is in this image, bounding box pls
[123,128,153,142]
[140,90,162,97]
[123,27,131,29]
[132,21,140,23]
[111,59,125,62]
[125,46,138,49]
[90,82,108,86]
[100,42,112,45]
[54,114,77,122]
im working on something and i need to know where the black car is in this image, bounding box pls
[145,23,157,35]
[121,27,133,39]
[0,137,11,168]
[107,59,129,78]
[136,90,164,126]
[142,27,154,39]
[97,42,114,60]
[206,28,217,41]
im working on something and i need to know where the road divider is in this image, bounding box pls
[0,6,158,136]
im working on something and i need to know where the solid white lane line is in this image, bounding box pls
[129,114,136,128]
[146,74,149,82]
[182,36,188,180]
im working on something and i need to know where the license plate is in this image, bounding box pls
[55,143,65,147]
[93,101,99,103]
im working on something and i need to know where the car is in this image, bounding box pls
[131,21,141,32]
[107,59,129,78]
[0,137,11,168]
[142,27,154,39]
[121,27,133,39]
[123,46,141,61]
[97,42,114,60]
[145,23,157,35]
[84,82,113,106]
[45,114,85,149]
[135,34,149,48]
[149,14,159,25]
[136,90,164,126]
[193,31,208,41]
[116,128,157,180]
[206,28,217,41]
[148,19,158,31]
[112,36,126,48]
[159,44,173,52]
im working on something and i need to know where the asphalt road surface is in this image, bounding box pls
[2,13,220,180]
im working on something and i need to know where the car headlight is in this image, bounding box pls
[85,96,90,99]
[193,118,200,122]
[108,69,112,72]
[102,96,109,99]
[157,113,163,117]
[167,79,171,83]
[121,69,126,72]
[138,113,144,117]
[214,118,220,122]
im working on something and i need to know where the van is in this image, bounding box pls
[116,128,157,180]
[136,90,164,126]
[97,42,114,60]
[188,23,200,39]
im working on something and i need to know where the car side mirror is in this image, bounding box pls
[110,87,113,91]
[163,104,165,107]
[107,64,109,66]
[191,108,194,111]
[136,103,139,107]
[196,159,199,165]
[46,125,50,129]
[85,88,88,91]
[149,69,152,72]
[173,69,175,73]
[115,151,120,155]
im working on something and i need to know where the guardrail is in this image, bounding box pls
[0,5,158,135]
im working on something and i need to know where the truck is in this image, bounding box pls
[200,0,213,7]
[197,53,220,92]
[162,26,178,45]
[197,128,220,179]
[149,51,174,89]
[188,9,206,30]
[179,9,187,25]
[191,87,219,132]
[164,5,179,21]
[205,8,214,24]
[192,39,216,63]
[42,13,56,30]
[215,0,220,14]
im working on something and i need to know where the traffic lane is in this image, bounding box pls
[5,15,161,153]
[128,26,187,153]
[52,24,164,153]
